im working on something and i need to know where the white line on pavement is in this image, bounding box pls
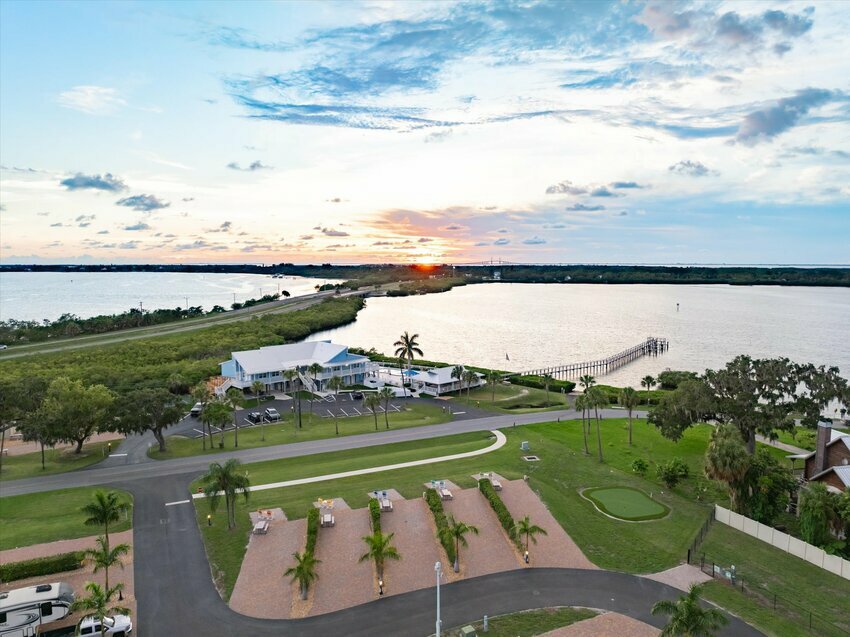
[109,453,128,457]
[194,429,507,499]
[165,499,191,506]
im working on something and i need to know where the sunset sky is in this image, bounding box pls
[1,0,848,265]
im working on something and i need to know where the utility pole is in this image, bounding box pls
[435,561,442,637]
[185,296,189,309]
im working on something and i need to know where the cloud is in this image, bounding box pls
[735,89,835,146]
[97,230,109,235]
[75,214,96,227]
[227,160,273,171]
[124,222,151,231]
[493,238,510,246]
[327,197,344,203]
[546,180,587,195]
[669,160,717,177]
[205,26,290,52]
[58,86,126,114]
[425,128,453,143]
[321,227,349,237]
[566,203,605,211]
[300,234,314,241]
[207,221,233,233]
[610,181,643,189]
[522,236,546,245]
[115,194,170,212]
[175,240,212,250]
[60,173,127,192]
[443,224,463,231]
[496,228,509,234]
[783,145,850,160]
[50,222,65,227]
[588,186,622,197]
[182,197,195,202]
[417,237,433,243]
[474,241,490,246]
[118,241,140,249]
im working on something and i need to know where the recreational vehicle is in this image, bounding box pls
[0,582,74,636]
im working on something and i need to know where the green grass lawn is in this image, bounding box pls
[441,607,597,637]
[699,523,850,636]
[194,418,734,599]
[0,487,133,550]
[464,383,571,413]
[150,401,451,459]
[583,486,669,521]
[0,439,120,482]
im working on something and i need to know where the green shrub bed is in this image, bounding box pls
[508,375,576,393]
[0,551,84,582]
[424,488,456,563]
[306,507,320,554]
[368,498,382,533]
[478,479,519,546]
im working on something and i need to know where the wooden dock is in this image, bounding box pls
[518,336,669,379]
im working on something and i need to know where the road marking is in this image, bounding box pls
[454,411,466,415]
[165,499,191,506]
[195,430,507,498]
[109,453,128,457]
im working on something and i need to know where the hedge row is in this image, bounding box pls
[368,498,382,534]
[508,375,576,393]
[424,488,456,564]
[0,551,84,582]
[306,508,320,554]
[478,479,519,546]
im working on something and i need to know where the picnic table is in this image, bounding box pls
[439,487,453,500]
[321,512,335,527]
[252,520,269,535]
[490,477,502,490]
[380,497,393,512]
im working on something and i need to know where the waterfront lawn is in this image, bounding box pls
[0,487,133,550]
[195,419,723,599]
[699,523,850,636]
[442,607,597,637]
[464,383,571,413]
[150,401,450,459]
[0,439,119,481]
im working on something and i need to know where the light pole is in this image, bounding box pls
[435,561,442,637]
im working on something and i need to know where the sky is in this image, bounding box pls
[1,0,849,265]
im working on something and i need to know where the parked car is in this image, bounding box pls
[352,392,364,400]
[190,403,203,417]
[0,344,8,350]
[264,407,280,421]
[246,412,262,424]
[77,612,133,635]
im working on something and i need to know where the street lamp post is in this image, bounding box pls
[435,561,442,637]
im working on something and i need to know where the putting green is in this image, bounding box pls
[583,486,669,521]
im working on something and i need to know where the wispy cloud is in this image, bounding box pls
[669,160,718,177]
[60,173,127,192]
[115,194,170,212]
[522,236,546,245]
[226,160,273,171]
[124,221,151,231]
[735,89,836,146]
[58,86,126,114]
[321,227,349,237]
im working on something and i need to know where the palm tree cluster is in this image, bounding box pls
[200,458,251,529]
[651,583,728,637]
[576,375,607,462]
[360,530,401,587]
[439,515,479,572]
[285,550,321,600]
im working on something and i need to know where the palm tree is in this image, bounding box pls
[704,424,750,512]
[192,382,212,450]
[378,387,394,429]
[541,373,553,406]
[397,356,409,397]
[83,535,130,591]
[586,386,606,462]
[359,530,401,581]
[515,515,547,556]
[225,387,244,448]
[363,393,382,430]
[451,365,465,398]
[575,394,590,455]
[201,458,251,530]
[284,550,321,600]
[71,582,130,637]
[81,491,129,550]
[618,387,639,446]
[486,369,501,402]
[393,332,423,374]
[440,516,479,572]
[283,368,302,428]
[307,362,324,422]
[463,369,477,403]
[327,375,344,397]
[651,583,728,637]
[250,380,266,441]
[641,375,656,391]
[579,374,596,392]
[201,399,230,448]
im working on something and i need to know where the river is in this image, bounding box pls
[0,272,335,322]
[310,283,850,386]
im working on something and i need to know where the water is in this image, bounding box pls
[0,272,335,322]
[310,283,850,386]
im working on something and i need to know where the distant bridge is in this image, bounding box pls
[518,336,669,379]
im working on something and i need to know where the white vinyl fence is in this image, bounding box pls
[714,504,850,580]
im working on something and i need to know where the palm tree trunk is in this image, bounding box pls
[40,440,46,469]
[628,409,633,446]
[0,428,6,473]
[581,409,589,455]
[595,408,603,462]
[373,412,378,431]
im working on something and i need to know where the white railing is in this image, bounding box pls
[714,505,850,580]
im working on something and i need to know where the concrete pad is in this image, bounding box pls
[539,612,660,637]
[311,498,351,511]
[230,518,306,619]
[442,488,521,578]
[248,507,286,525]
[422,479,461,492]
[644,564,712,591]
[366,488,403,501]
[0,530,133,563]
[380,499,442,597]
[309,508,374,616]
[498,479,597,570]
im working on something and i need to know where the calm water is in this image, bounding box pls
[0,272,335,322]
[311,283,850,385]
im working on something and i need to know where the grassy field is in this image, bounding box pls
[194,417,741,599]
[464,383,571,413]
[0,439,120,481]
[699,523,850,636]
[150,401,451,459]
[0,487,133,550]
[441,607,598,637]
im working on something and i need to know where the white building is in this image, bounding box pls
[219,341,375,393]
[408,366,484,397]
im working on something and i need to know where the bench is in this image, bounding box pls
[252,520,269,535]
[380,498,393,512]
[439,488,453,500]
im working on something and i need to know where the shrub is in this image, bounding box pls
[657,458,689,488]
[0,551,84,582]
[424,488,456,563]
[507,375,576,393]
[306,507,320,554]
[478,479,519,546]
[368,498,382,534]
[657,370,699,390]
[631,458,648,476]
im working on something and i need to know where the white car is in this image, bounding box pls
[77,613,133,635]
[264,407,280,421]
[0,344,8,350]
